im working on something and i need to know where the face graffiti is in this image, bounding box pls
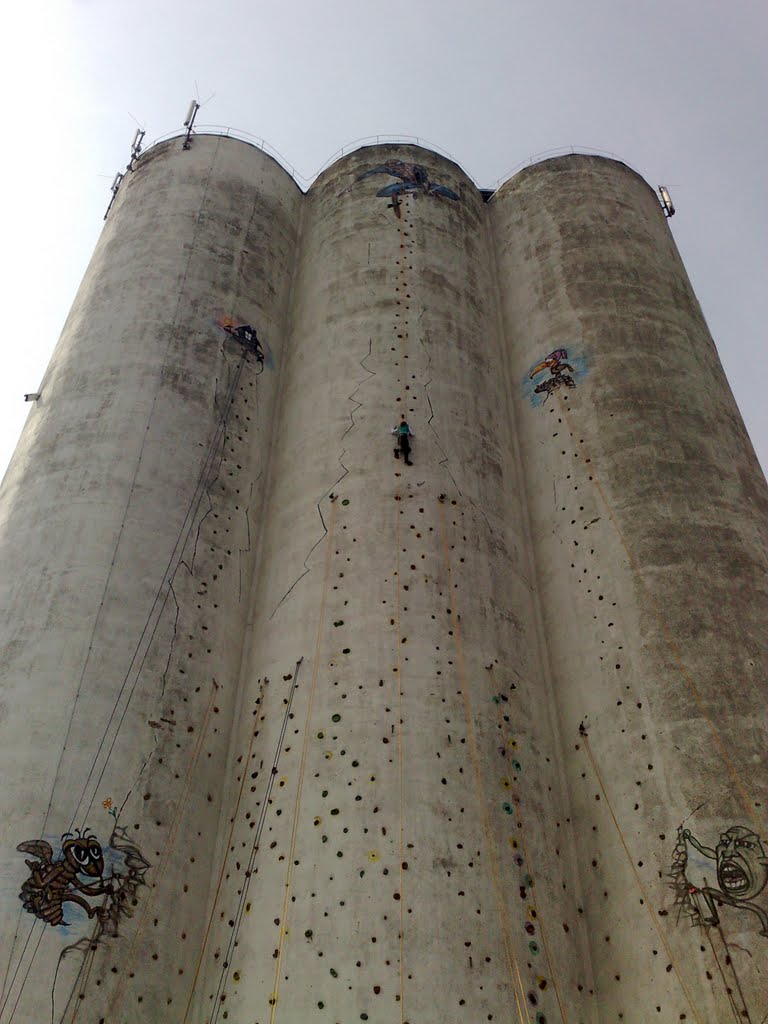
[714,826,768,900]
[671,824,768,938]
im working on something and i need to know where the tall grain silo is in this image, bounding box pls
[0,134,765,1024]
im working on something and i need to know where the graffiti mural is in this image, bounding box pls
[17,825,148,934]
[528,349,576,402]
[670,825,768,937]
[17,830,114,926]
[348,160,459,215]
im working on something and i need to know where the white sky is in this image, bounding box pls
[1,0,766,477]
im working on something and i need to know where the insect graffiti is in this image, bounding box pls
[17,829,114,927]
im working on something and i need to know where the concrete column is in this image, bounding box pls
[0,136,300,1022]
[189,144,593,1024]
[492,154,768,1020]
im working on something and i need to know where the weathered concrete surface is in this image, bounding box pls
[190,145,592,1024]
[0,135,301,1022]
[492,154,768,1020]
[1,137,766,1024]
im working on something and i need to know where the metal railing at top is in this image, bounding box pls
[492,145,644,189]
[138,128,646,198]
[146,126,485,189]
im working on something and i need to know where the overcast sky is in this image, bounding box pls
[1,0,766,478]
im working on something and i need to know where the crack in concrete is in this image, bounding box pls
[269,451,349,620]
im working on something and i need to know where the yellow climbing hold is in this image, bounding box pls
[501,777,511,789]
[367,851,381,862]
[324,750,333,760]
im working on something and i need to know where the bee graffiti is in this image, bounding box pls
[17,826,148,933]
[528,349,576,402]
[17,830,114,926]
[671,824,768,938]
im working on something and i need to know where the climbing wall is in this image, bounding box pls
[492,155,768,1020]
[180,145,594,1024]
[3,136,767,1024]
[0,136,301,1022]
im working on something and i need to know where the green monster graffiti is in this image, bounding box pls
[674,825,768,937]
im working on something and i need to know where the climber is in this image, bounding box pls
[223,323,264,365]
[391,419,414,466]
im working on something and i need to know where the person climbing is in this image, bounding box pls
[391,419,414,466]
[223,323,264,365]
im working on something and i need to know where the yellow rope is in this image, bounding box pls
[437,503,531,1023]
[394,499,406,1023]
[559,398,761,833]
[394,196,409,1023]
[181,695,260,1023]
[489,666,568,1023]
[269,502,336,1022]
[109,677,219,1020]
[582,733,704,1023]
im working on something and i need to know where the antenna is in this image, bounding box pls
[182,99,200,149]
[103,171,124,220]
[658,185,675,218]
[130,128,145,162]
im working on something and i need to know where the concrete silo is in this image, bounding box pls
[1,135,766,1024]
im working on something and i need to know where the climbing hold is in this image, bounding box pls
[529,940,540,955]
[512,759,522,773]
[501,777,511,789]
[502,802,514,814]
[341,499,350,506]
[368,851,380,862]
[317,731,325,739]
[330,968,338,978]
[334,620,344,627]
[324,751,333,760]
[332,713,341,723]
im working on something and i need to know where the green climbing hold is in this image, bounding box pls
[305,929,313,939]
[502,802,514,814]
[512,759,522,773]
[334,620,344,627]
[330,967,338,978]
[332,713,341,722]
[529,940,539,955]
[341,499,350,506]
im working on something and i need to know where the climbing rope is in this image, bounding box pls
[264,507,337,1024]
[488,665,568,1023]
[581,733,703,1023]
[559,398,762,833]
[437,502,533,1024]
